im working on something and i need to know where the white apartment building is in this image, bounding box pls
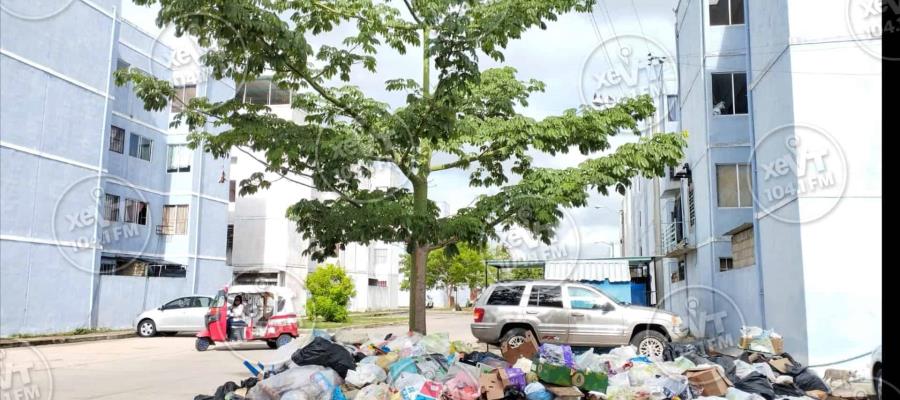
[226,77,407,313]
[623,0,881,372]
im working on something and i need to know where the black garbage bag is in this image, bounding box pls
[663,341,708,361]
[708,355,738,383]
[193,381,240,400]
[794,370,830,392]
[503,386,526,399]
[290,336,357,378]
[461,351,504,366]
[773,382,807,397]
[734,372,775,400]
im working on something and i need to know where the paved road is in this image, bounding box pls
[0,312,477,400]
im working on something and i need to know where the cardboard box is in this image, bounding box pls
[684,366,732,397]
[500,330,539,364]
[534,361,609,392]
[768,357,794,374]
[739,336,784,354]
[544,385,583,400]
[478,370,505,400]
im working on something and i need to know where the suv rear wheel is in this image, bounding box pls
[499,327,533,349]
[630,330,668,358]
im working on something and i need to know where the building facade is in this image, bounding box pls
[227,77,406,313]
[0,1,233,335]
[623,0,881,370]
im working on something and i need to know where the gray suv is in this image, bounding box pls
[471,280,686,358]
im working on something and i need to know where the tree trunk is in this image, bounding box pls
[409,245,428,334]
[447,286,455,309]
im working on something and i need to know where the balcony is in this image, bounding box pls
[661,221,694,257]
[662,164,691,197]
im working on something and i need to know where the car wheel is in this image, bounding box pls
[137,319,157,337]
[196,337,211,352]
[266,340,278,349]
[500,327,532,349]
[630,330,667,359]
[274,334,292,349]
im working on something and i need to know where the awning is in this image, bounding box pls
[543,259,632,283]
[101,253,182,266]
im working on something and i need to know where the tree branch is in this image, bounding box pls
[403,0,423,25]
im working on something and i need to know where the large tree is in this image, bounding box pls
[119,0,686,333]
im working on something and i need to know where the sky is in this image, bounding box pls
[122,0,678,260]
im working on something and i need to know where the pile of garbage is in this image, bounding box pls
[194,326,842,400]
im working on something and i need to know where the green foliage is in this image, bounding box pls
[305,264,356,322]
[122,0,688,330]
[400,243,508,291]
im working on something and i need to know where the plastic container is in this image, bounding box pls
[505,368,527,391]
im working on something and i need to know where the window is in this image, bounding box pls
[717,164,752,207]
[164,297,190,310]
[239,79,271,104]
[161,204,189,235]
[270,83,291,105]
[229,180,236,202]
[129,133,152,161]
[148,264,187,277]
[226,224,234,251]
[236,79,292,105]
[196,297,212,307]
[374,248,388,265]
[527,285,563,308]
[568,287,604,310]
[711,72,748,115]
[671,260,686,282]
[100,257,117,275]
[103,194,120,222]
[709,0,744,26]
[110,126,125,153]
[719,257,735,272]
[166,144,192,173]
[666,95,679,122]
[368,278,379,286]
[171,84,197,113]
[125,199,148,225]
[486,285,525,306]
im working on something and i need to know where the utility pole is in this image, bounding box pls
[648,53,667,134]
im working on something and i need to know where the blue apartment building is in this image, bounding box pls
[1,0,234,335]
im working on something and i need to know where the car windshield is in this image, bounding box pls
[213,290,226,307]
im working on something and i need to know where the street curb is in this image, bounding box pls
[0,331,135,348]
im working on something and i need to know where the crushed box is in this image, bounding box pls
[684,366,732,397]
[500,330,539,364]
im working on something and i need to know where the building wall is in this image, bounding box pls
[749,0,882,369]
[0,2,232,335]
[634,0,881,370]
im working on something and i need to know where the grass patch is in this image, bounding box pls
[8,327,116,339]
[299,314,408,330]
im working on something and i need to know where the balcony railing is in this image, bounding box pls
[156,224,176,235]
[661,221,692,256]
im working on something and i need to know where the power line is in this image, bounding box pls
[628,0,652,57]
[586,10,629,102]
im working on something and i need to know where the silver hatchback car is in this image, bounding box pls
[471,280,687,358]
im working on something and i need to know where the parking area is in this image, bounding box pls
[0,312,477,400]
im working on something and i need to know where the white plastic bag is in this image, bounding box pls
[726,387,766,400]
[576,348,607,372]
[420,332,450,354]
[346,363,388,388]
[355,383,391,400]
[246,365,341,400]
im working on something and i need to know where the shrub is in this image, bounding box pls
[305,264,356,322]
